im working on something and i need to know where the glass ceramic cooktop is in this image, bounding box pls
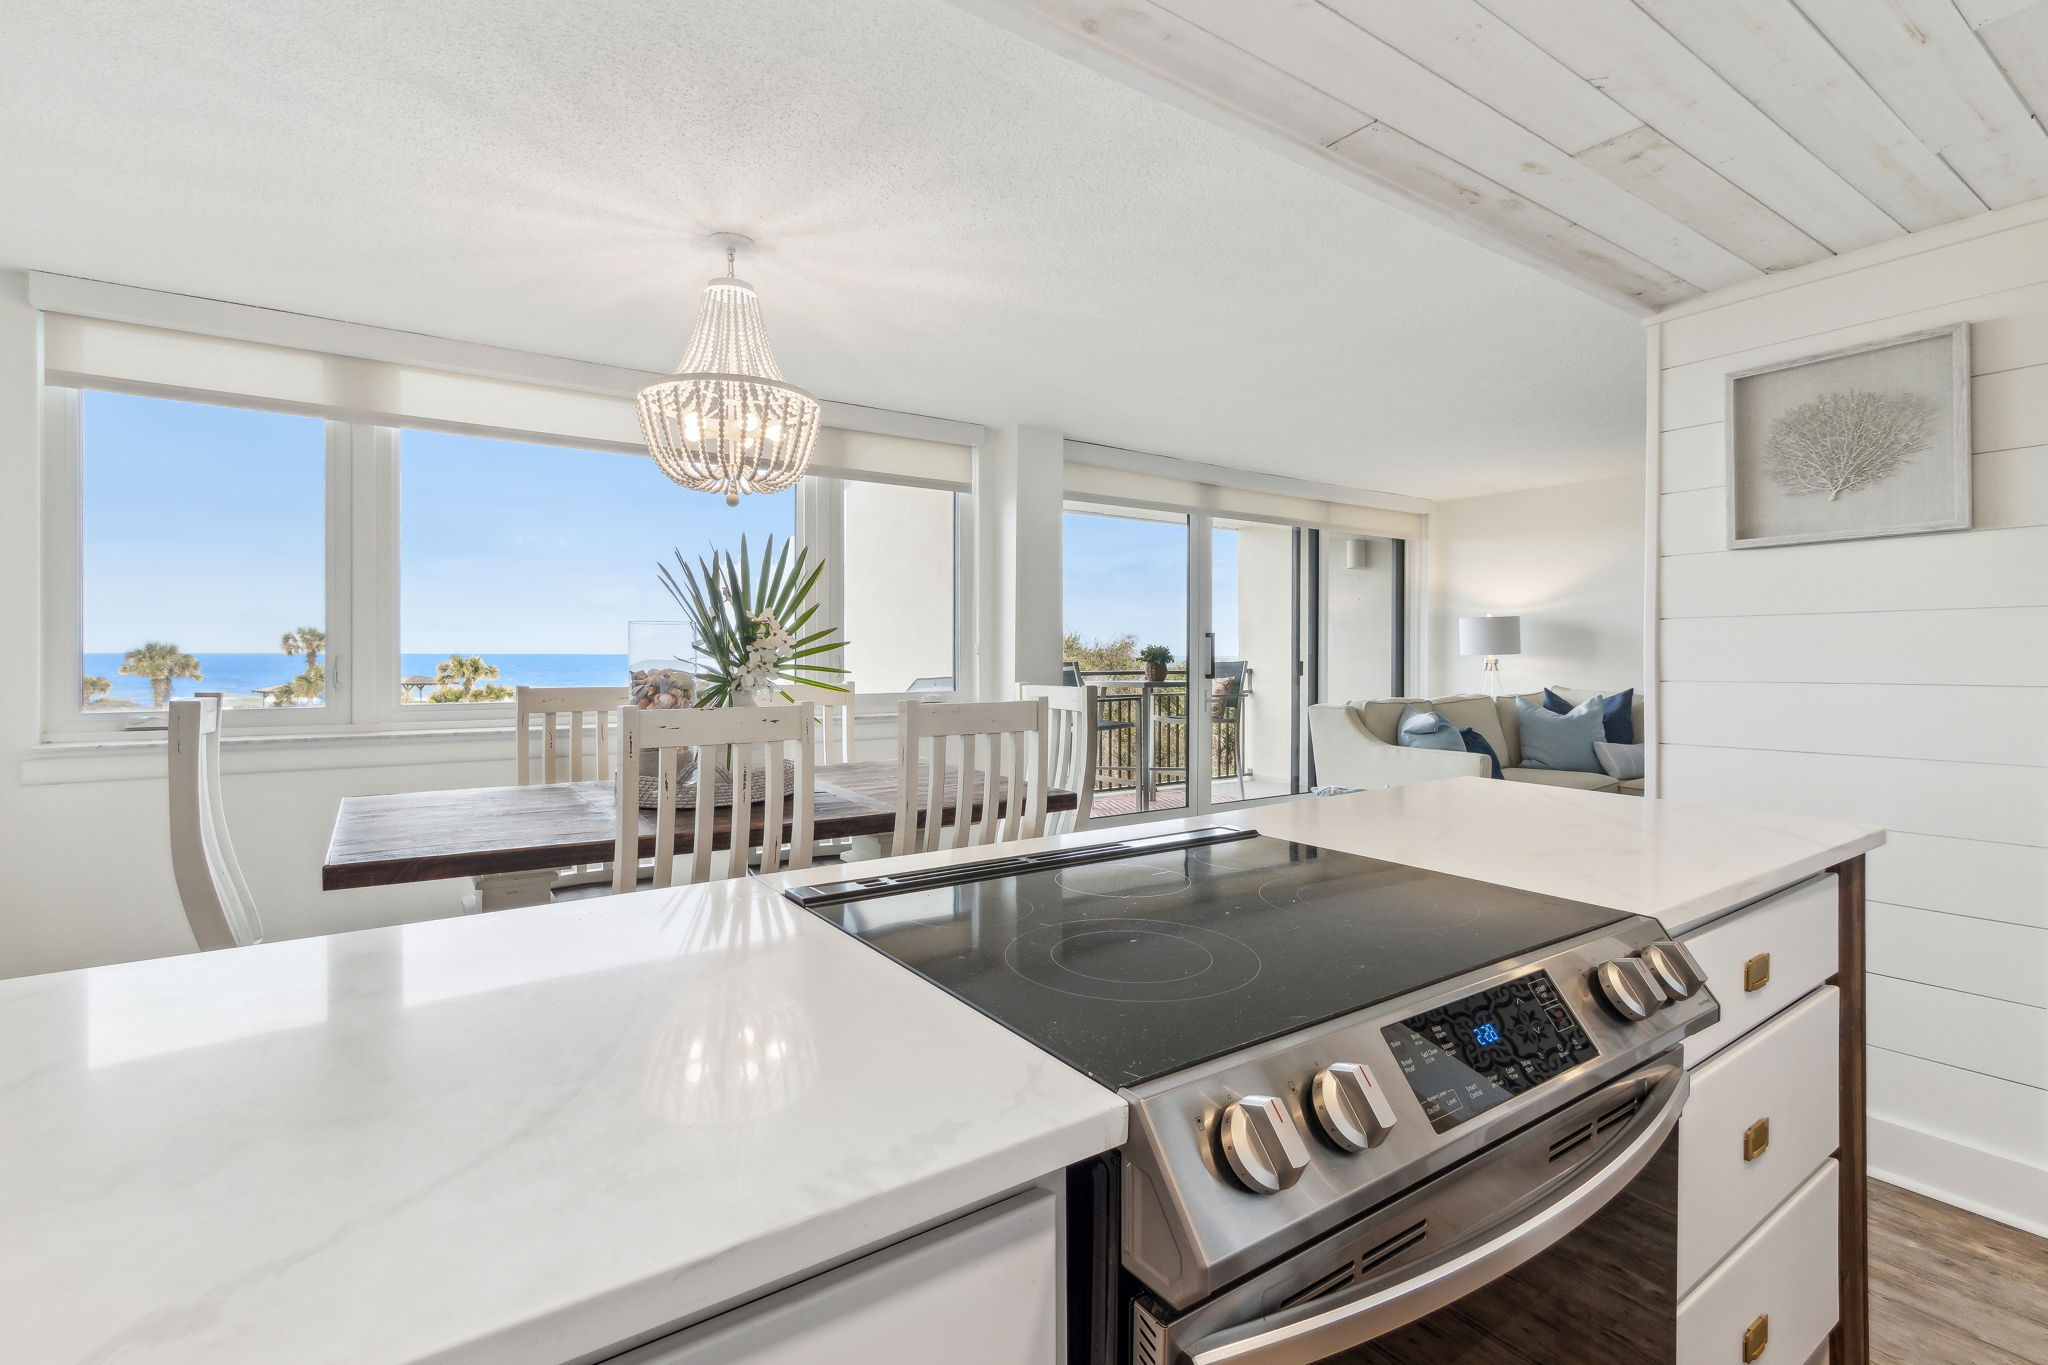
[791,832,1630,1089]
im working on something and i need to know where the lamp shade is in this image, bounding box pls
[1458,614,1521,657]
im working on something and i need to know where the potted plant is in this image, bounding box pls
[659,535,848,706]
[1137,644,1174,684]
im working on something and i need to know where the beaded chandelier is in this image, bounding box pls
[637,234,820,505]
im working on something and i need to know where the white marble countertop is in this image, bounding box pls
[0,879,1126,1365]
[1247,779,1882,934]
[0,779,1880,1365]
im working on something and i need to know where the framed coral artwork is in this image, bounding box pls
[1724,323,1971,549]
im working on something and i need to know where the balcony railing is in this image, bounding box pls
[1071,668,1245,809]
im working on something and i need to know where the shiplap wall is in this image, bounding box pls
[1649,200,2048,1234]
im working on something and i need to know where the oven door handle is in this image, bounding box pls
[1181,1064,1688,1365]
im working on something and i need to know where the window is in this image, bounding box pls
[77,391,327,714]
[834,481,960,694]
[397,430,793,704]
[46,341,975,741]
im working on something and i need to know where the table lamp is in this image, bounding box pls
[1458,614,1521,697]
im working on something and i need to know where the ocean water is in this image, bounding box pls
[81,653,629,706]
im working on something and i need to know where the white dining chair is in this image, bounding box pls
[614,703,816,890]
[806,678,857,765]
[168,695,264,950]
[1019,683,1099,834]
[891,697,1050,854]
[516,685,628,785]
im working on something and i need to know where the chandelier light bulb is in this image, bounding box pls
[636,234,820,505]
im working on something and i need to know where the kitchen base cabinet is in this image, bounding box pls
[1677,1163,1839,1365]
[607,1189,1058,1365]
[1677,860,1866,1364]
[1678,987,1840,1293]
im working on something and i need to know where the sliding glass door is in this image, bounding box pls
[1204,518,1304,807]
[1062,503,1189,817]
[1062,503,1310,820]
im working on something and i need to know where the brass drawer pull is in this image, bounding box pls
[1744,1117,1771,1162]
[1743,952,1772,993]
[1742,1312,1769,1361]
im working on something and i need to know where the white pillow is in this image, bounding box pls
[1593,741,1645,782]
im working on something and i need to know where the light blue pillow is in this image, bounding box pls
[1397,705,1468,752]
[1516,695,1605,772]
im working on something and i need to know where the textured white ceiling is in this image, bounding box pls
[0,0,1644,499]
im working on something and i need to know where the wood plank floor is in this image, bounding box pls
[1870,1180,2048,1364]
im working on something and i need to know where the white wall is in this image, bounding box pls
[1648,199,2048,1235]
[840,481,958,692]
[1322,535,1401,704]
[1425,473,1645,700]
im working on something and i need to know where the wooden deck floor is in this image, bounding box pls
[1871,1180,2048,1365]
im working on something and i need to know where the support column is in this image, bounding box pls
[973,424,1064,700]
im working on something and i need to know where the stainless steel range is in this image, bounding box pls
[785,826,1718,1364]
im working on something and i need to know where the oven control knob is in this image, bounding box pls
[1311,1062,1397,1153]
[1594,957,1662,1021]
[1639,940,1706,1001]
[1217,1095,1312,1194]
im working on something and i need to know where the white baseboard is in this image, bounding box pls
[1868,1116,2048,1239]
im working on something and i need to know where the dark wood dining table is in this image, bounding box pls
[323,760,1078,909]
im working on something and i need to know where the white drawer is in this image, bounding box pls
[1678,1161,1839,1365]
[1678,987,1840,1293]
[1681,876,1838,1064]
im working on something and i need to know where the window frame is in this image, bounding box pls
[801,474,974,710]
[43,385,358,740]
[41,383,976,741]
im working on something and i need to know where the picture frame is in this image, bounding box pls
[1723,323,1971,550]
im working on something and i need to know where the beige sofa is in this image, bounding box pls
[1308,687,1645,796]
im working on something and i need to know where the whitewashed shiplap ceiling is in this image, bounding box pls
[967,0,2048,309]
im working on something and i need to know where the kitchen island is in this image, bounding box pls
[0,780,1879,1365]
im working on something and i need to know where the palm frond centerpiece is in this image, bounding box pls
[659,534,847,707]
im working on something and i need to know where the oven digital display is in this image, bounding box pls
[1380,971,1600,1133]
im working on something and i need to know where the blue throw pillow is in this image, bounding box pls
[1396,705,1468,752]
[1545,687,1635,745]
[1517,695,1605,772]
[1459,726,1504,779]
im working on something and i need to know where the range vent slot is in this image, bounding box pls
[1278,1221,1428,1309]
[1550,1094,1646,1164]
[1595,1096,1644,1134]
[1357,1220,1429,1275]
[1132,1301,1167,1365]
[1548,1123,1595,1163]
[1279,1264,1357,1310]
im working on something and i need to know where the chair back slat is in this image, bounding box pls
[614,704,816,890]
[806,679,857,765]
[168,696,264,950]
[517,686,628,785]
[893,697,1049,851]
[1019,684,1098,834]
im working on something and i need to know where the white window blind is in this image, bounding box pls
[1062,453,1425,539]
[42,313,971,487]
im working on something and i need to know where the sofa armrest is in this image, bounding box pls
[1307,704,1489,789]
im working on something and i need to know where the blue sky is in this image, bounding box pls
[82,392,791,654]
[83,390,1237,662]
[1062,511,1239,662]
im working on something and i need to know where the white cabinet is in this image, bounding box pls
[1680,875,1837,1064]
[1677,1162,1840,1365]
[610,1190,1058,1365]
[1678,987,1840,1293]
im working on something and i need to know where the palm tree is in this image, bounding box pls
[120,642,202,708]
[279,625,327,704]
[81,675,112,707]
[280,626,325,670]
[433,654,503,700]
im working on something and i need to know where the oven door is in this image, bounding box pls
[1133,1058,1685,1365]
